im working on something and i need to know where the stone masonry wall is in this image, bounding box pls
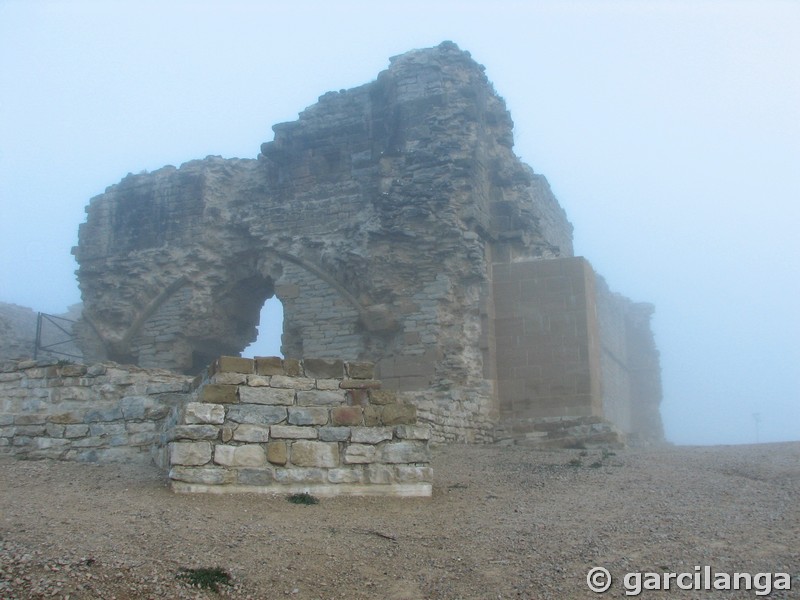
[0,358,192,465]
[169,356,432,497]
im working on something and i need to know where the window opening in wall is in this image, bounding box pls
[242,296,284,358]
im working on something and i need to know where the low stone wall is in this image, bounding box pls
[0,359,192,465]
[169,356,433,497]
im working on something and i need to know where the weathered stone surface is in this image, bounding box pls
[184,402,225,425]
[344,444,377,464]
[270,375,314,390]
[200,384,238,404]
[214,356,254,374]
[382,403,417,425]
[120,396,170,420]
[339,379,382,390]
[254,357,283,376]
[350,427,393,444]
[315,379,341,391]
[381,441,430,464]
[394,425,431,440]
[282,359,303,377]
[173,425,220,441]
[368,390,398,405]
[303,359,344,379]
[239,386,294,405]
[170,466,233,485]
[270,425,317,439]
[366,464,394,485]
[394,465,434,483]
[214,444,266,467]
[288,407,329,426]
[330,406,362,426]
[273,467,326,484]
[237,468,274,485]
[170,441,212,466]
[328,468,364,484]
[346,362,374,380]
[266,440,287,465]
[318,426,351,442]
[246,374,270,387]
[226,404,286,425]
[232,424,270,442]
[290,440,339,468]
[297,390,346,406]
[210,372,248,385]
[363,405,383,427]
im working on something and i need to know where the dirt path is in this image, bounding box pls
[1,443,798,599]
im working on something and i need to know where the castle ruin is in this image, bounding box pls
[70,41,663,446]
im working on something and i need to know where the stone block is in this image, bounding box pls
[233,424,270,442]
[64,424,89,438]
[170,441,212,466]
[394,425,430,440]
[246,374,271,386]
[34,437,70,449]
[368,390,398,405]
[344,444,377,464]
[330,406,363,426]
[363,405,383,426]
[288,407,329,426]
[382,403,417,425]
[297,390,346,406]
[267,440,287,465]
[350,427,393,444]
[89,422,126,437]
[171,425,219,440]
[211,372,248,385]
[270,425,317,439]
[200,384,238,404]
[238,468,274,485]
[346,389,369,407]
[328,468,364,484]
[254,357,283,375]
[303,358,344,379]
[214,444,266,467]
[366,464,394,484]
[169,466,233,485]
[282,359,304,377]
[315,378,341,391]
[290,440,339,468]
[0,414,14,426]
[226,404,287,425]
[184,402,225,425]
[339,379,382,390]
[381,441,430,464]
[273,468,325,484]
[45,423,65,437]
[48,411,85,424]
[59,364,87,377]
[270,375,314,390]
[239,386,295,405]
[318,426,351,442]
[222,426,234,442]
[14,414,47,425]
[394,465,434,483]
[346,361,374,379]
[215,356,254,374]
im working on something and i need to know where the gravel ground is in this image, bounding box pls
[1,442,798,599]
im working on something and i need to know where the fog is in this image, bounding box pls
[1,1,797,445]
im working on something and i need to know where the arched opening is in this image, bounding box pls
[242,296,284,358]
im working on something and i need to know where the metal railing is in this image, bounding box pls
[33,312,82,360]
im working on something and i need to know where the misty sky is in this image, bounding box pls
[1,1,797,446]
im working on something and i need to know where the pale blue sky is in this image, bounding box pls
[1,0,798,445]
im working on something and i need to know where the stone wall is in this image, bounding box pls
[170,356,432,497]
[0,358,192,465]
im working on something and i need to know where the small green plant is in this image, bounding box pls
[288,492,319,505]
[568,457,582,467]
[589,461,603,469]
[579,450,589,457]
[601,448,616,460]
[177,566,232,592]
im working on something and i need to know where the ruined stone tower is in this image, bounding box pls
[73,42,664,444]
